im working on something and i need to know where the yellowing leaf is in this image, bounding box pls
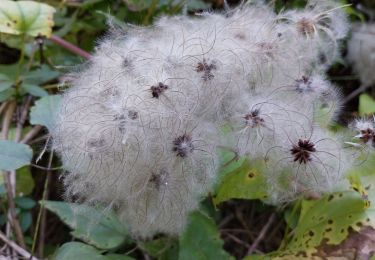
[0,0,55,37]
[273,190,375,258]
[349,175,371,209]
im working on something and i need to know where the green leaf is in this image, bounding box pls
[213,159,268,205]
[0,65,18,80]
[54,242,135,260]
[0,74,13,92]
[0,140,32,171]
[16,166,34,196]
[139,237,179,260]
[0,0,55,37]
[42,200,130,250]
[30,95,61,130]
[23,65,60,85]
[359,93,375,116]
[15,197,36,210]
[21,84,48,97]
[19,211,32,232]
[179,211,233,260]
[54,242,106,260]
[0,88,15,102]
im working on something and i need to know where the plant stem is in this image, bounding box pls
[143,0,158,25]
[31,151,53,258]
[0,231,38,260]
[247,212,276,255]
[15,96,32,142]
[20,125,43,144]
[49,35,91,59]
[16,35,26,82]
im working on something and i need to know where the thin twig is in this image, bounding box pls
[15,96,33,142]
[3,173,26,249]
[343,84,371,104]
[49,35,91,60]
[30,164,61,171]
[247,212,276,255]
[0,102,8,116]
[223,232,252,249]
[32,151,53,258]
[0,231,38,260]
[1,101,16,140]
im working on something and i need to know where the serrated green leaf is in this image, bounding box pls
[42,200,129,250]
[359,93,375,116]
[0,0,55,37]
[0,140,32,171]
[30,95,61,130]
[179,211,233,260]
[213,159,268,205]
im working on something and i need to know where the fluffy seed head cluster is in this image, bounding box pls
[52,0,352,237]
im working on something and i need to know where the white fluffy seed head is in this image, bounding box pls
[52,1,351,237]
[264,123,351,204]
[278,0,349,69]
[228,92,312,157]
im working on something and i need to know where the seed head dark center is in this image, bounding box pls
[360,128,375,145]
[173,134,194,157]
[151,82,169,98]
[290,139,316,164]
[244,109,264,127]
